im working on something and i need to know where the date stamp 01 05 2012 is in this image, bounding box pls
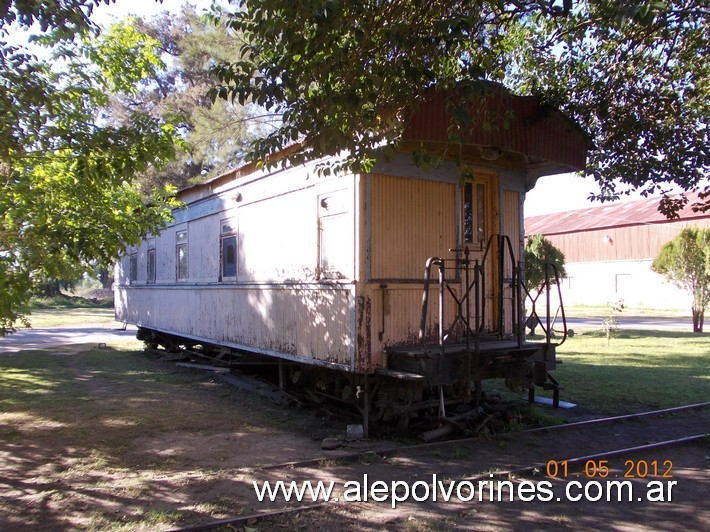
[545,459,674,480]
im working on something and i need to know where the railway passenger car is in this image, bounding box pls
[115,87,589,425]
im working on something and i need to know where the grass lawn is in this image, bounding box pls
[558,329,709,410]
[26,308,118,328]
[527,329,709,414]
[12,303,709,417]
[0,347,285,440]
[3,294,707,530]
[0,345,330,530]
[1,305,707,528]
[23,295,117,328]
[563,304,690,319]
[30,294,113,310]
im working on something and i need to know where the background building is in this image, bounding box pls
[525,192,710,309]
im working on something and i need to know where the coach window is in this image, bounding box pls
[318,192,350,280]
[147,249,156,283]
[176,229,188,281]
[220,220,237,280]
[129,253,138,283]
[462,180,487,250]
[146,238,156,283]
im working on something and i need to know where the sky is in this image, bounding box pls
[5,0,215,53]
[92,0,214,25]
[524,172,602,217]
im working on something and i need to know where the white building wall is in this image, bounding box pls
[561,260,692,310]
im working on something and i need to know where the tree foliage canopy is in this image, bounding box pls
[513,0,709,216]
[108,7,262,192]
[652,227,710,332]
[210,0,709,214]
[524,234,567,293]
[1,4,181,335]
[0,0,111,37]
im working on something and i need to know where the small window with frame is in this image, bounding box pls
[462,180,487,250]
[147,248,156,283]
[220,220,237,280]
[129,253,138,283]
[318,192,351,280]
[176,229,188,281]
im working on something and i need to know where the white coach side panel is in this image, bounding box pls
[116,285,354,366]
[116,160,358,369]
[187,215,221,282]
[238,187,318,282]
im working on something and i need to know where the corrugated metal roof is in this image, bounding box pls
[402,86,590,173]
[525,191,708,236]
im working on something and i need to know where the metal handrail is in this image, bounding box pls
[419,234,525,351]
[419,256,443,344]
[522,262,568,348]
[419,234,568,347]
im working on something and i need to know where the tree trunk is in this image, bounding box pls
[691,307,704,333]
[37,280,62,297]
[98,267,113,289]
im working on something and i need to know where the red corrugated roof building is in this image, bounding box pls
[524,192,709,308]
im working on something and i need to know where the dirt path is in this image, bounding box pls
[1,342,707,530]
[0,323,139,354]
[243,414,708,531]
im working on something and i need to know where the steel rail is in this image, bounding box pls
[466,433,708,482]
[167,432,707,532]
[521,401,710,434]
[256,401,710,472]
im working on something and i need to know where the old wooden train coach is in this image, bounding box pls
[115,88,588,420]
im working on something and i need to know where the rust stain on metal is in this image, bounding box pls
[356,295,372,372]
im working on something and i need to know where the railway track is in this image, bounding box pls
[168,402,709,531]
[240,401,708,471]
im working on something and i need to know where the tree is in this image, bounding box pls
[107,7,263,191]
[209,0,709,214]
[652,227,710,333]
[524,234,567,294]
[523,234,566,336]
[1,9,181,335]
[0,0,110,36]
[512,1,709,217]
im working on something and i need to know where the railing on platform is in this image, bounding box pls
[418,234,567,352]
[522,262,569,349]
